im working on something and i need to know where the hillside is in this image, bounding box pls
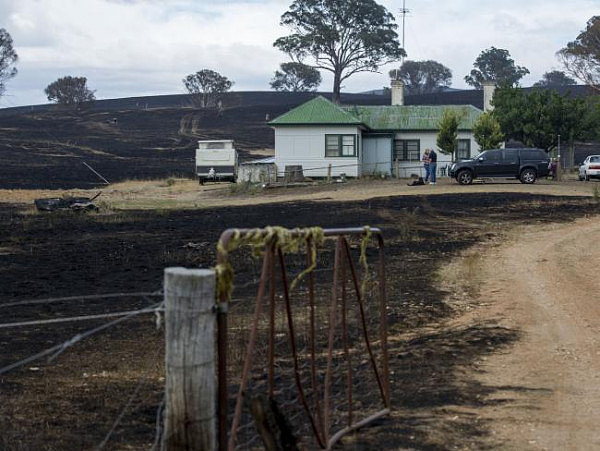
[0,91,390,190]
[2,86,595,190]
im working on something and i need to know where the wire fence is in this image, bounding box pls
[274,160,452,179]
[0,291,166,450]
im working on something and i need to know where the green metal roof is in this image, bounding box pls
[344,104,482,131]
[269,96,483,130]
[268,96,363,126]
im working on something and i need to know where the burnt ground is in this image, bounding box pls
[1,192,599,450]
[0,91,392,191]
[0,105,286,190]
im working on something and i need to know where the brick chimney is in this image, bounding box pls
[391,80,404,106]
[482,80,496,112]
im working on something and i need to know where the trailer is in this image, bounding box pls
[195,140,238,184]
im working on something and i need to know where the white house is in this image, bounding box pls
[269,82,488,179]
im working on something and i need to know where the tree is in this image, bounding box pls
[389,60,452,95]
[44,76,95,107]
[0,28,18,98]
[492,85,590,153]
[464,47,529,88]
[270,62,322,92]
[183,69,233,108]
[533,70,576,87]
[473,112,504,150]
[558,16,600,91]
[437,109,462,158]
[274,0,405,103]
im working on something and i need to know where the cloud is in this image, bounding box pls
[1,0,599,106]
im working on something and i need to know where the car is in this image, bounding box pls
[578,155,600,181]
[449,147,551,185]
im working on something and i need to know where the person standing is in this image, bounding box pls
[422,149,431,182]
[428,148,437,184]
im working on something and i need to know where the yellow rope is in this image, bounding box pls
[289,228,325,292]
[359,226,372,300]
[215,227,326,301]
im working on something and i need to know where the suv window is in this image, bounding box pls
[503,149,518,161]
[520,149,545,160]
[481,151,501,162]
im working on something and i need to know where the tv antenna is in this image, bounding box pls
[399,0,410,63]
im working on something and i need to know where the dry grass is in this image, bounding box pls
[1,174,597,212]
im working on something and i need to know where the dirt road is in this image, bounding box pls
[453,217,600,450]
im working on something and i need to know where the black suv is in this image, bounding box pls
[449,148,550,185]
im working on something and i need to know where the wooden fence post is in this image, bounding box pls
[163,267,217,451]
[327,163,332,182]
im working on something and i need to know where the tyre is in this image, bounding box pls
[520,168,537,184]
[456,169,473,185]
[198,177,205,185]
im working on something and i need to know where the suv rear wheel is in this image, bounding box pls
[456,169,473,185]
[520,168,537,184]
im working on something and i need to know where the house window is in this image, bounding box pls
[325,134,356,157]
[394,140,420,161]
[457,139,471,160]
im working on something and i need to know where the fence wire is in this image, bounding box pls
[0,293,166,451]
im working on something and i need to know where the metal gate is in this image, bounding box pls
[215,226,390,450]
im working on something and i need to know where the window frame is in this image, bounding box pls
[393,139,420,161]
[324,134,357,158]
[457,139,471,160]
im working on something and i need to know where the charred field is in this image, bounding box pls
[2,93,600,449]
[0,91,389,190]
[1,190,598,450]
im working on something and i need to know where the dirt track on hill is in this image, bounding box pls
[447,217,600,450]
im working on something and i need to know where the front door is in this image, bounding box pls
[362,137,392,176]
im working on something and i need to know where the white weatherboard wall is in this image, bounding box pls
[393,131,480,178]
[274,126,362,178]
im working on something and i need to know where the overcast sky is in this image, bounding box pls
[0,0,597,108]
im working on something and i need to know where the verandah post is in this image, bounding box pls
[163,267,217,451]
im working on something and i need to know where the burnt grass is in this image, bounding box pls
[1,192,598,450]
[0,91,391,190]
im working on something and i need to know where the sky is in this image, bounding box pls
[0,0,598,108]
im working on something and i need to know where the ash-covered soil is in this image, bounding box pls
[1,192,598,450]
[0,91,392,191]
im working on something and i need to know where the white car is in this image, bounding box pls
[578,155,600,181]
